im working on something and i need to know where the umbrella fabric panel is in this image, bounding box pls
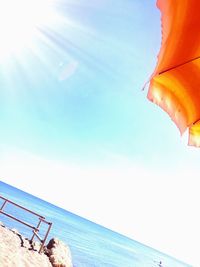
[148,59,200,146]
[148,0,200,146]
[153,0,200,76]
[189,122,200,146]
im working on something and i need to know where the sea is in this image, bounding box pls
[0,181,191,267]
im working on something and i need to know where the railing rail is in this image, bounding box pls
[0,195,52,253]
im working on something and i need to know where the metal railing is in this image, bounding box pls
[0,195,52,253]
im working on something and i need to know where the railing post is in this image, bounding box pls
[0,200,7,211]
[39,222,52,254]
[31,218,42,242]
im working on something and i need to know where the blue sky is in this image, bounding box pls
[0,0,161,162]
[0,1,199,266]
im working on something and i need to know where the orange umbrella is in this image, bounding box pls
[148,0,200,147]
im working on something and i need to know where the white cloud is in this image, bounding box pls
[0,148,199,266]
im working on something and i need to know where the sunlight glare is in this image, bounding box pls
[0,0,55,60]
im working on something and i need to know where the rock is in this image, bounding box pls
[31,240,41,252]
[22,237,31,249]
[46,238,73,267]
[0,225,52,267]
[11,228,19,235]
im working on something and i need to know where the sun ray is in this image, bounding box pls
[0,0,56,60]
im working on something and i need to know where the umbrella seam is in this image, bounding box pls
[158,55,200,75]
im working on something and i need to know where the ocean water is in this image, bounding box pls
[0,181,191,267]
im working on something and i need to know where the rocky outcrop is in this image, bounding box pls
[45,238,73,267]
[0,223,52,267]
[0,223,73,267]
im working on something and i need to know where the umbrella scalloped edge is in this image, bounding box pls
[189,122,200,147]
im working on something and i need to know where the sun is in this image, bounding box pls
[0,0,55,60]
